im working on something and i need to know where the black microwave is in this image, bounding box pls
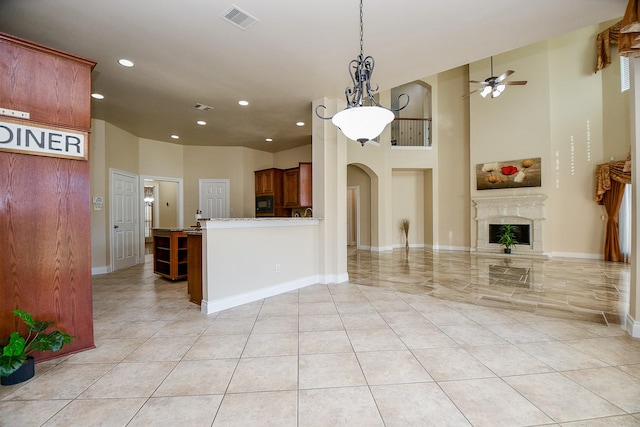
[256,195,274,214]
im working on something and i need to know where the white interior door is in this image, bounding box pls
[111,169,139,271]
[199,179,230,219]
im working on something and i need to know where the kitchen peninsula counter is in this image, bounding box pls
[199,217,320,314]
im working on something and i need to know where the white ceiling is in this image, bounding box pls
[0,0,625,153]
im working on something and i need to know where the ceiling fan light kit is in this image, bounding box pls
[465,56,527,98]
[316,0,409,146]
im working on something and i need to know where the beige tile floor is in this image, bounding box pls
[1,249,640,426]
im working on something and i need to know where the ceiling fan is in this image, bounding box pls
[463,56,527,98]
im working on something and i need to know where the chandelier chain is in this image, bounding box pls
[314,0,410,145]
[359,0,364,58]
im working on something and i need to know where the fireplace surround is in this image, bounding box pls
[473,195,548,257]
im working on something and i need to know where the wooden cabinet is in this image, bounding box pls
[0,34,96,360]
[255,163,311,215]
[255,168,276,195]
[187,233,202,305]
[283,162,312,208]
[255,168,287,216]
[153,229,188,280]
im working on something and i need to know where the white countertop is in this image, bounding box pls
[202,217,320,229]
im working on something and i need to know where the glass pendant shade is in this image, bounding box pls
[314,0,409,146]
[332,106,395,144]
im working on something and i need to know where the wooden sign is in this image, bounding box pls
[0,117,88,160]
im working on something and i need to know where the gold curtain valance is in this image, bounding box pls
[596,0,640,72]
[596,21,621,72]
[595,157,631,205]
[620,0,640,58]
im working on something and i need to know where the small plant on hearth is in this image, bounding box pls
[497,224,518,254]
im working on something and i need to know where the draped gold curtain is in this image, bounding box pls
[596,0,640,72]
[595,159,631,261]
[620,0,640,57]
[596,21,621,71]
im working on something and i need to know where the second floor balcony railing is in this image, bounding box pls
[390,118,431,147]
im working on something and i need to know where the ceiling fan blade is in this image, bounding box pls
[495,70,514,83]
[469,80,489,85]
[462,88,482,98]
[504,80,527,85]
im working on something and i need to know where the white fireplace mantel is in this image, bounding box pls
[473,194,548,256]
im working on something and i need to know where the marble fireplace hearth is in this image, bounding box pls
[473,194,548,258]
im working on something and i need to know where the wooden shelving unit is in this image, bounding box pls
[152,229,188,280]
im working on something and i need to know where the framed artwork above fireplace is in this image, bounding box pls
[476,157,541,190]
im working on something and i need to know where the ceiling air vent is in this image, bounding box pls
[221,5,258,30]
[193,103,213,111]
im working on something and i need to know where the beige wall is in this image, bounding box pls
[273,144,312,169]
[105,121,139,175]
[435,66,470,250]
[467,23,627,257]
[139,138,184,178]
[90,119,108,271]
[548,25,606,256]
[392,170,425,247]
[472,42,550,250]
[347,164,372,248]
[600,19,631,162]
[96,120,139,271]
[156,180,178,228]
[184,146,248,219]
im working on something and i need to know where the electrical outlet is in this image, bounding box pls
[275,264,280,273]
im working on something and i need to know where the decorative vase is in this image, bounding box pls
[504,248,511,254]
[1,356,35,386]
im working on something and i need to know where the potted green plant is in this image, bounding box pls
[498,224,518,254]
[1,309,72,386]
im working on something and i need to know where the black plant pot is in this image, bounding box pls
[1,356,35,386]
[504,248,511,254]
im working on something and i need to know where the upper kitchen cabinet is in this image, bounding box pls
[255,168,281,195]
[283,162,312,208]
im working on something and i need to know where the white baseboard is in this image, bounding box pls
[318,272,349,284]
[626,314,640,338]
[433,245,470,252]
[201,274,346,315]
[92,266,111,275]
[550,251,603,260]
[370,246,394,252]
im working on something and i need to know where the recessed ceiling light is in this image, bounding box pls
[265,138,273,142]
[170,134,180,139]
[118,58,134,67]
[296,122,305,127]
[91,93,104,100]
[238,100,249,106]
[196,120,207,126]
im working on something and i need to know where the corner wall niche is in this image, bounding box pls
[473,195,548,257]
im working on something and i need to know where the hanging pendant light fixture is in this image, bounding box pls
[316,0,409,146]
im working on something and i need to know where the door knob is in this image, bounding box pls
[114,225,119,229]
